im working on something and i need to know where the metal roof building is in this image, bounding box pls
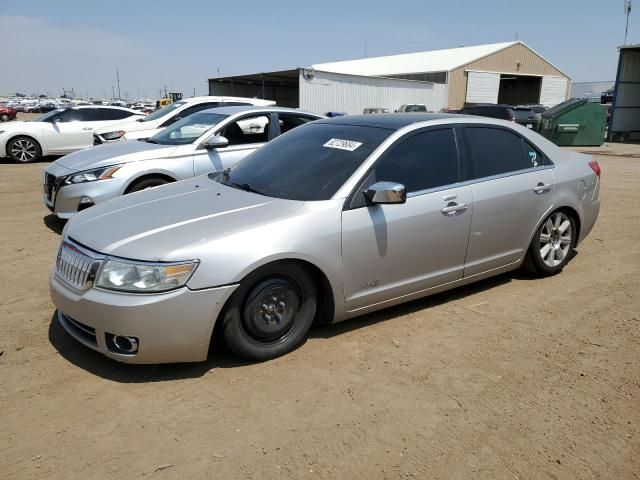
[208,41,570,114]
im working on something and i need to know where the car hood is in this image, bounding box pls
[54,140,177,171]
[65,176,305,261]
[94,119,159,134]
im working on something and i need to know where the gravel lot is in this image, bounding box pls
[0,142,638,479]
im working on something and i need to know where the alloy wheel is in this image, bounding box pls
[539,212,572,267]
[11,139,37,162]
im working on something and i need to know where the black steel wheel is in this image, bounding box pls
[221,262,317,361]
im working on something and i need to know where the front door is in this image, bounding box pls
[341,127,472,312]
[193,113,272,176]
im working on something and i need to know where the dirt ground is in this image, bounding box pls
[0,141,638,480]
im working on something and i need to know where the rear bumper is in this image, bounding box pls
[577,198,600,245]
[50,273,238,364]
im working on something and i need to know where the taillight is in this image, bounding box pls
[588,160,601,177]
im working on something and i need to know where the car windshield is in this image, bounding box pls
[140,101,187,122]
[36,109,65,122]
[149,112,229,145]
[219,123,392,201]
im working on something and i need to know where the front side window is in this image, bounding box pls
[465,127,528,179]
[220,114,270,145]
[372,128,459,193]
[221,123,392,200]
[149,112,229,145]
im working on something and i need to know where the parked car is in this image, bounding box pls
[0,106,18,122]
[460,104,516,121]
[511,106,543,131]
[0,106,144,163]
[93,96,276,144]
[50,113,600,364]
[43,107,322,218]
[363,108,389,114]
[397,104,429,113]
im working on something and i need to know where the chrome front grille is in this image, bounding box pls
[55,241,102,291]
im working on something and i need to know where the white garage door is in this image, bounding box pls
[466,71,500,104]
[540,76,568,107]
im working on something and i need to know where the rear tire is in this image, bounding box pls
[7,136,41,163]
[524,210,576,276]
[0,114,9,122]
[221,262,317,361]
[126,177,171,193]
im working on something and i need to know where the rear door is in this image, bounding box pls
[275,112,319,136]
[193,112,274,175]
[461,125,554,276]
[341,126,472,311]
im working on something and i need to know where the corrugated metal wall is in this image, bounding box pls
[299,70,447,115]
[448,43,569,109]
[610,48,640,140]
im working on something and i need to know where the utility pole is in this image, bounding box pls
[625,0,633,45]
[116,66,121,99]
[193,87,196,97]
[364,34,368,58]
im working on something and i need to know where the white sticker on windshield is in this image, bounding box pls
[323,138,363,151]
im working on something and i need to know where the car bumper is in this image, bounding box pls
[50,273,238,364]
[45,179,126,219]
[577,198,600,245]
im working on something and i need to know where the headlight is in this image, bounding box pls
[64,165,122,185]
[95,258,198,293]
[101,130,126,140]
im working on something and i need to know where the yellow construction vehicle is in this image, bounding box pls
[155,92,183,109]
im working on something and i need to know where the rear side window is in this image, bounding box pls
[465,127,529,178]
[96,108,135,120]
[278,113,317,134]
[373,128,459,193]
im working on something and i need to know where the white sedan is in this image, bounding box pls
[0,106,144,163]
[92,96,275,144]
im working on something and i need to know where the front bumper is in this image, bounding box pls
[50,273,238,364]
[44,178,126,219]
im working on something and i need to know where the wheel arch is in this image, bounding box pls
[123,172,177,194]
[5,134,43,155]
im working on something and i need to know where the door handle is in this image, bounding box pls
[441,202,468,216]
[82,127,93,131]
[533,183,552,194]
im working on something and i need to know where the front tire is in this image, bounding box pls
[7,136,41,163]
[221,262,317,361]
[0,114,9,122]
[524,210,576,276]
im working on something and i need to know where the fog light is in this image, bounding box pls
[78,196,94,211]
[106,333,139,354]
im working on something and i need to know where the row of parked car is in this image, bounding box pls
[20,94,601,365]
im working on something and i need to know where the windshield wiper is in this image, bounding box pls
[144,138,159,144]
[227,181,263,195]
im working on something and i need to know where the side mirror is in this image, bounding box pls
[364,181,406,205]
[203,135,229,150]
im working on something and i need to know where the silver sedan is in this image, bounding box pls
[43,106,322,218]
[49,114,600,364]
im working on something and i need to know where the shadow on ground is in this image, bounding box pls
[48,269,539,383]
[43,214,66,234]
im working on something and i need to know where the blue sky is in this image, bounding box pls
[0,0,632,99]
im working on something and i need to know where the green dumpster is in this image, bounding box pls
[539,99,606,146]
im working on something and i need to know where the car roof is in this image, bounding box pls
[199,105,322,116]
[315,113,459,130]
